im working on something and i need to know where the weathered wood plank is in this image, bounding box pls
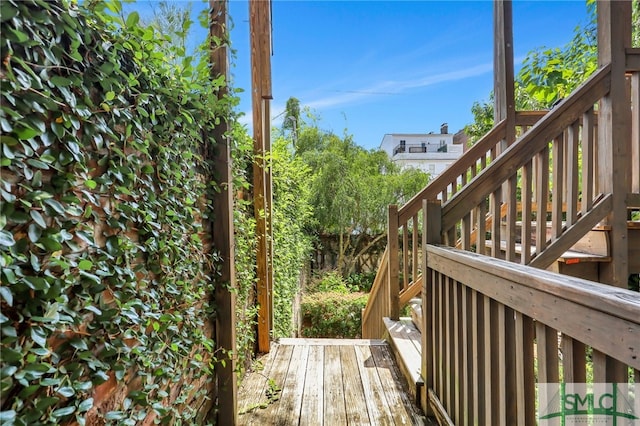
[383,318,422,400]
[370,344,424,425]
[299,345,324,426]
[278,338,386,346]
[323,345,347,425]
[238,348,278,422]
[274,345,308,425]
[354,344,394,425]
[339,345,370,426]
[246,345,294,426]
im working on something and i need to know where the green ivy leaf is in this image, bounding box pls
[57,386,75,398]
[126,11,139,28]
[51,406,75,418]
[78,259,92,271]
[78,397,93,413]
[0,135,18,146]
[0,287,12,307]
[0,230,15,247]
[0,411,16,423]
[30,210,47,228]
[30,326,47,347]
[15,126,41,140]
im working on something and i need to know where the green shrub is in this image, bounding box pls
[345,271,376,293]
[306,270,350,294]
[300,291,368,338]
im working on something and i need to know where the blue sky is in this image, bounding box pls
[132,1,593,150]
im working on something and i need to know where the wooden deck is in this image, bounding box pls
[237,338,429,425]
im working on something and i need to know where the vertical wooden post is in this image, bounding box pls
[631,71,639,193]
[250,0,273,353]
[493,0,516,148]
[388,205,400,320]
[210,1,237,423]
[596,0,631,384]
[597,0,631,287]
[422,199,441,416]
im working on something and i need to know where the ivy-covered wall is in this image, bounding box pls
[1,1,230,424]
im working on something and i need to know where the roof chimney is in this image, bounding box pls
[440,123,448,134]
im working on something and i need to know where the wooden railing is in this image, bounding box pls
[421,243,640,426]
[362,63,616,338]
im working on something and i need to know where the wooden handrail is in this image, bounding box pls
[361,247,389,338]
[441,64,611,231]
[423,244,640,424]
[363,64,617,339]
[398,120,507,224]
[426,244,640,368]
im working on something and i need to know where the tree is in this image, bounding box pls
[292,117,429,275]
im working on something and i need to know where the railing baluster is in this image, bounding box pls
[402,224,409,292]
[551,134,564,240]
[535,148,550,255]
[437,273,445,405]
[445,277,453,414]
[515,312,535,426]
[566,122,580,226]
[490,189,503,259]
[412,213,419,284]
[505,174,517,262]
[477,199,487,256]
[521,160,533,264]
[482,295,493,426]
[453,280,461,424]
[470,289,480,424]
[582,109,595,213]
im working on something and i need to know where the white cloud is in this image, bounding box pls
[301,61,493,111]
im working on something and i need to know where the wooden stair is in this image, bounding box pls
[487,222,613,281]
[382,299,424,406]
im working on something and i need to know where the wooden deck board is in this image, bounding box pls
[299,345,324,426]
[324,345,348,425]
[340,345,371,425]
[237,338,426,425]
[246,345,294,426]
[274,345,309,425]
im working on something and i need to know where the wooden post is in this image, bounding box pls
[421,199,441,416]
[597,0,631,288]
[493,0,516,148]
[388,205,400,320]
[210,1,237,424]
[596,0,631,385]
[250,0,273,353]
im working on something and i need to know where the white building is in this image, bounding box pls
[378,123,465,178]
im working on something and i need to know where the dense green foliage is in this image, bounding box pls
[0,1,233,423]
[229,125,259,373]
[271,138,314,338]
[300,273,368,339]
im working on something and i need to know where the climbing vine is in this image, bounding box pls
[0,0,233,424]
